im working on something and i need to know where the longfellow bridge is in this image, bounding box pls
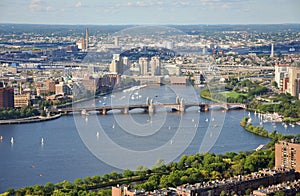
[50,97,247,115]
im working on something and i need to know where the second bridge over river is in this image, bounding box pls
[51,97,247,115]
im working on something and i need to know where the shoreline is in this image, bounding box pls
[0,113,61,125]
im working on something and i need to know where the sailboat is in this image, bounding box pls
[10,137,14,144]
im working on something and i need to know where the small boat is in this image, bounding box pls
[205,118,209,122]
[0,136,3,141]
[248,112,251,117]
[81,110,89,116]
[168,126,171,130]
[291,124,295,128]
[170,140,173,144]
[192,118,195,122]
[247,118,252,123]
[112,124,115,129]
[212,118,215,122]
[41,138,44,144]
[10,137,14,144]
[96,132,100,138]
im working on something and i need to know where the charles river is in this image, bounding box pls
[0,85,299,192]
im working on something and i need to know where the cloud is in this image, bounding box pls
[75,2,82,8]
[29,0,55,12]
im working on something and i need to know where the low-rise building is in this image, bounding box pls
[176,168,295,196]
[252,179,300,196]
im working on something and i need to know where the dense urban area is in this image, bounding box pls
[0,24,300,196]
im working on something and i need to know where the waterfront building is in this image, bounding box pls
[139,57,149,76]
[150,56,161,76]
[14,93,31,108]
[275,140,300,172]
[170,76,189,85]
[0,87,14,108]
[287,64,300,98]
[274,63,290,91]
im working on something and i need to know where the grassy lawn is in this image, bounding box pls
[220,91,247,99]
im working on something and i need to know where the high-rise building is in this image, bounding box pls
[274,63,290,90]
[109,54,123,74]
[275,140,300,172]
[270,43,274,57]
[114,36,119,47]
[85,28,89,50]
[150,56,161,76]
[0,87,14,108]
[139,57,149,76]
[287,64,300,98]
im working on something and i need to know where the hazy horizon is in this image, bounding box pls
[1,0,299,25]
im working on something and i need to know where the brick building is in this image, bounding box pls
[176,168,295,196]
[0,87,14,108]
[275,140,300,172]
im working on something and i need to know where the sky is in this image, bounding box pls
[0,0,300,25]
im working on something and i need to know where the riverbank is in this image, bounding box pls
[0,113,61,125]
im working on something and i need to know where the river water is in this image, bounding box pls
[0,85,298,192]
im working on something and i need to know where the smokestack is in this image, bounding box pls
[85,28,89,50]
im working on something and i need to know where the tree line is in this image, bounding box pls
[5,147,275,195]
[0,106,39,120]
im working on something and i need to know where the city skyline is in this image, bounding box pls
[0,0,300,25]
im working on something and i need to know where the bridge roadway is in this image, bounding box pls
[51,102,247,115]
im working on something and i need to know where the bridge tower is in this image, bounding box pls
[176,96,180,104]
[148,99,155,113]
[179,98,185,112]
[225,103,229,110]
